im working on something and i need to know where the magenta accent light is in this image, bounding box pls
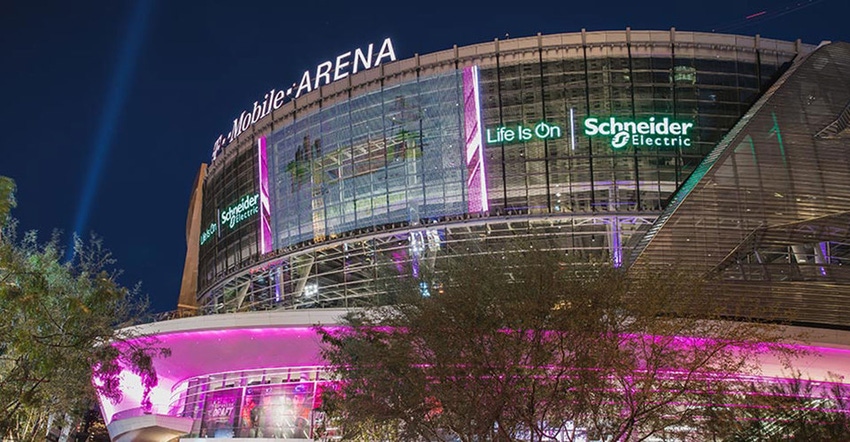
[462,66,489,213]
[608,218,622,268]
[258,136,273,254]
[96,325,335,424]
[97,321,850,426]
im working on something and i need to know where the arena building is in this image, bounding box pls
[102,29,850,441]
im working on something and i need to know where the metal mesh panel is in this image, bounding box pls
[632,42,850,328]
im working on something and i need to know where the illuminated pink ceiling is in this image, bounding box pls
[100,310,345,423]
[147,326,329,383]
[100,310,850,426]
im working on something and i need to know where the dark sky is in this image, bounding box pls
[2,0,848,313]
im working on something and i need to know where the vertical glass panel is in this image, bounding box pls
[267,70,467,249]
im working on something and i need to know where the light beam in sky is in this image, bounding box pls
[68,0,153,259]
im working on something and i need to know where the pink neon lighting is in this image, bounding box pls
[96,325,332,424]
[98,322,850,426]
[462,66,489,213]
[258,136,273,254]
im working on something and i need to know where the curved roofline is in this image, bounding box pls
[125,309,850,353]
[207,28,814,174]
[122,308,348,336]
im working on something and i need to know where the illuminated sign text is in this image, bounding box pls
[486,121,563,144]
[212,38,397,160]
[221,194,259,230]
[583,116,693,149]
[200,222,217,245]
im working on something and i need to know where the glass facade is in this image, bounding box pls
[477,42,781,217]
[200,144,260,291]
[196,30,808,312]
[266,70,468,249]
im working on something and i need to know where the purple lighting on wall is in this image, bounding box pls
[462,66,489,213]
[258,136,273,254]
[606,217,623,268]
[98,320,850,429]
[819,241,829,276]
[96,325,333,424]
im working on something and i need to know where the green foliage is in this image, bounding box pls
[0,177,169,440]
[318,246,818,441]
[0,177,15,229]
[708,372,850,440]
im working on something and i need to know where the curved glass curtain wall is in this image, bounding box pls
[197,35,798,307]
[199,145,259,292]
[477,45,782,217]
[265,51,780,251]
[267,70,468,249]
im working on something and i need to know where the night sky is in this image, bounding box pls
[2,0,848,313]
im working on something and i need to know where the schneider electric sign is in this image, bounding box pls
[484,117,691,151]
[583,116,693,149]
[212,38,397,160]
[222,194,259,229]
[200,193,260,246]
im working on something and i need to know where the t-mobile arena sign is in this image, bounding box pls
[212,38,397,160]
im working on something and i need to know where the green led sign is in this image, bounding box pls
[486,121,563,144]
[221,193,259,230]
[583,116,693,150]
[200,222,217,246]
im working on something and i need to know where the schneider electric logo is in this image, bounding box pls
[583,117,693,149]
[221,193,260,230]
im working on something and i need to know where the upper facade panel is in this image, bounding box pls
[196,30,811,299]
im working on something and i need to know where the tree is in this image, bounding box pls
[318,246,815,441]
[706,372,850,441]
[0,177,15,239]
[0,177,169,441]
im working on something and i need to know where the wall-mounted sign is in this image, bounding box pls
[212,38,397,160]
[485,121,563,144]
[200,222,217,246]
[221,193,260,230]
[583,116,693,149]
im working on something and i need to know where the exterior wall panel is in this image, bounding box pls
[632,42,850,327]
[194,30,813,317]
